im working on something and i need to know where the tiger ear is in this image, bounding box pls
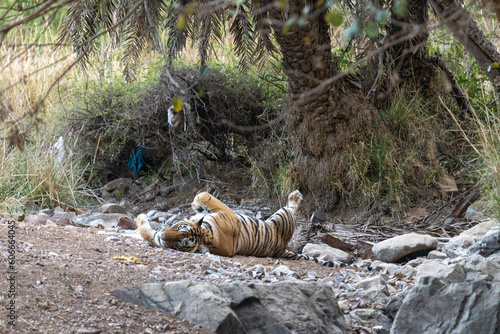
[197,216,204,227]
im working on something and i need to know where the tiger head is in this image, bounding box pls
[162,216,206,253]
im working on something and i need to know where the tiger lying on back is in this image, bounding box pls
[136,190,346,267]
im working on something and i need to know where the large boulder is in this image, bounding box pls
[443,219,499,258]
[391,277,500,334]
[112,281,351,334]
[372,233,437,263]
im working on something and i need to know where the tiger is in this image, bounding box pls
[136,190,347,267]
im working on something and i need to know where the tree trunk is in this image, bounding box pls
[264,0,381,212]
[430,0,500,93]
[386,0,436,94]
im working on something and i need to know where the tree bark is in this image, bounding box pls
[430,0,500,93]
[386,0,435,94]
[263,0,381,212]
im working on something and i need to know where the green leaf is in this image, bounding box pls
[393,0,408,17]
[365,21,379,38]
[197,88,204,97]
[172,96,183,112]
[325,11,343,27]
[375,9,389,22]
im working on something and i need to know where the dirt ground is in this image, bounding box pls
[0,219,346,334]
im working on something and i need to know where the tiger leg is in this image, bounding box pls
[286,190,303,215]
[280,250,347,268]
[191,192,235,215]
[136,214,165,248]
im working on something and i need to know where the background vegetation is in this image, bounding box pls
[1,0,499,221]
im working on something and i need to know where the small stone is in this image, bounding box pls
[273,265,294,276]
[160,185,175,197]
[117,217,137,230]
[101,203,127,214]
[103,178,132,192]
[428,250,448,260]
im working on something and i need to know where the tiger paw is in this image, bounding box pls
[136,214,150,229]
[287,190,303,213]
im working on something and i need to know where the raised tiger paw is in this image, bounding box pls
[136,214,150,229]
[287,190,303,214]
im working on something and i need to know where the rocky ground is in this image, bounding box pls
[1,176,499,333]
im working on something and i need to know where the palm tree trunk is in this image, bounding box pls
[265,0,381,212]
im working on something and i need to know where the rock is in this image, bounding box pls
[302,243,351,263]
[460,254,500,282]
[372,233,437,263]
[348,309,392,333]
[388,265,416,278]
[427,250,447,260]
[76,213,130,228]
[38,208,54,216]
[45,220,58,227]
[88,219,105,228]
[160,185,175,197]
[350,275,390,306]
[52,212,76,222]
[461,219,499,240]
[310,210,328,223]
[416,260,465,284]
[76,328,102,334]
[272,265,297,278]
[468,230,500,257]
[443,235,476,258]
[100,203,127,214]
[103,178,132,192]
[443,219,499,258]
[173,175,196,193]
[392,278,500,334]
[117,217,137,230]
[354,275,387,291]
[112,281,351,334]
[24,214,49,225]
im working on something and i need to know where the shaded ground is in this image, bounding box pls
[0,220,347,334]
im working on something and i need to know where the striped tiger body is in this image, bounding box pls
[137,190,346,267]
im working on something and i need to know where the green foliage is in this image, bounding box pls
[345,89,442,206]
[0,137,91,213]
[466,105,500,218]
[61,66,163,185]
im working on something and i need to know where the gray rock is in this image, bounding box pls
[416,260,465,284]
[354,275,387,291]
[160,185,175,197]
[76,213,130,228]
[38,208,54,216]
[348,309,392,334]
[302,243,350,263]
[103,178,132,192]
[391,278,500,334]
[427,250,447,260]
[461,219,498,240]
[100,203,127,214]
[112,281,351,334]
[468,230,500,257]
[372,233,438,263]
[388,265,417,278]
[272,265,296,277]
[443,235,476,258]
[443,220,499,259]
